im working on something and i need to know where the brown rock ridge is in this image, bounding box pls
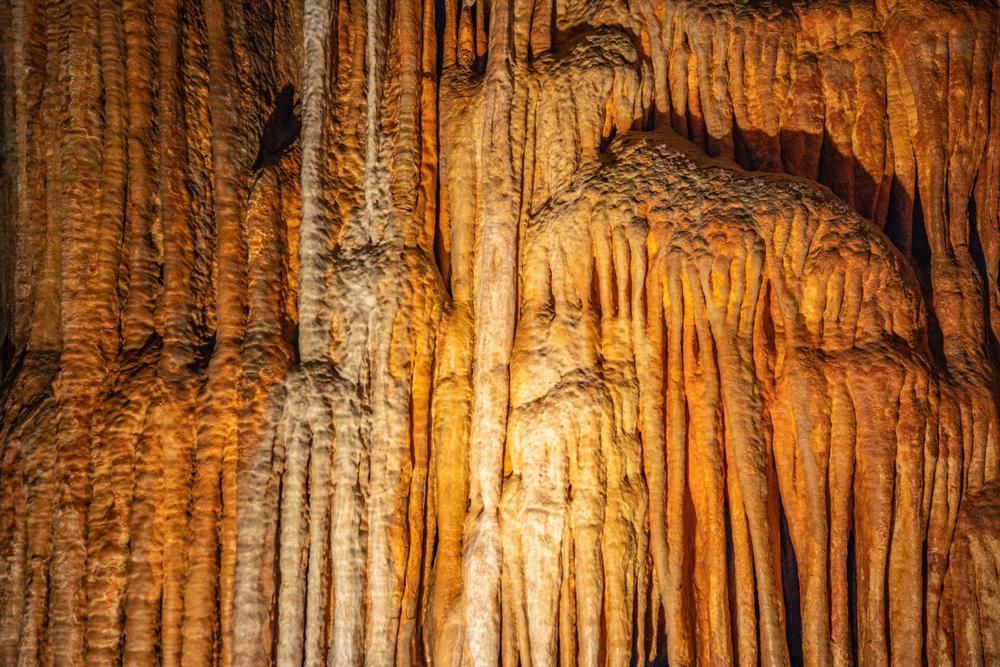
[1,0,999,665]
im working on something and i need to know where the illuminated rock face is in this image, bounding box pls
[1,0,999,664]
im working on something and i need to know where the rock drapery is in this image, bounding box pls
[1,0,1000,664]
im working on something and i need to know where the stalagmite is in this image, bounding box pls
[2,0,1000,664]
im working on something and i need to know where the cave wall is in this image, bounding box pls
[1,0,999,664]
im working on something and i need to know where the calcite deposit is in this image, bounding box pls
[1,0,999,664]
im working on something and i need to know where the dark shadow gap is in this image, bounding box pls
[599,125,617,154]
[911,179,946,367]
[779,498,804,667]
[848,526,859,664]
[434,0,447,74]
[883,176,910,256]
[967,188,998,363]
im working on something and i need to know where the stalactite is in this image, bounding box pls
[2,0,1000,664]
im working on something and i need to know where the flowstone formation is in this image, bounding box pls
[1,0,1000,664]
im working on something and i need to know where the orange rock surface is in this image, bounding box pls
[1,0,999,664]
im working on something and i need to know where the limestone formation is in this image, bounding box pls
[1,0,999,664]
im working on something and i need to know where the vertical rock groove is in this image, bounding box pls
[2,0,1000,665]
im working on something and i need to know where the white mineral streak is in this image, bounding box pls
[287,1,334,665]
[461,0,518,661]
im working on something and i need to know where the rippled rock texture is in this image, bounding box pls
[2,0,1000,664]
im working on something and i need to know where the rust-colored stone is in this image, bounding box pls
[1,0,999,664]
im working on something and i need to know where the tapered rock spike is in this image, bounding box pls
[1,0,999,665]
